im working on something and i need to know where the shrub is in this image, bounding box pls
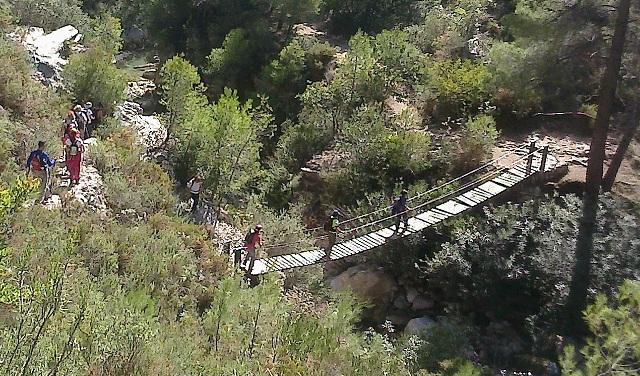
[485,42,544,115]
[560,280,640,375]
[444,114,499,172]
[84,12,123,55]
[403,319,476,375]
[321,0,416,35]
[63,47,128,112]
[420,59,490,120]
[421,194,640,334]
[0,36,63,121]
[275,119,333,171]
[6,0,89,32]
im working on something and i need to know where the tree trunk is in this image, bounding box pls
[565,0,631,334]
[583,0,630,198]
[602,100,639,191]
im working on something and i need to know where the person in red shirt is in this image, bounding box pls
[243,224,263,275]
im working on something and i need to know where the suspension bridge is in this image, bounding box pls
[247,142,559,276]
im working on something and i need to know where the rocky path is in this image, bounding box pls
[495,127,640,200]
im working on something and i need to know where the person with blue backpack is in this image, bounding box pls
[26,141,56,204]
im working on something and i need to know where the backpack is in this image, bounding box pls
[81,109,93,125]
[324,217,338,232]
[30,152,45,171]
[74,112,87,129]
[69,138,81,156]
[391,198,402,215]
[244,229,256,245]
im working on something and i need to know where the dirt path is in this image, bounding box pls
[495,127,640,201]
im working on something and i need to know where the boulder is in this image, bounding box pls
[405,316,436,336]
[66,165,107,212]
[115,101,166,150]
[330,264,398,321]
[127,79,156,100]
[9,25,81,87]
[142,69,157,80]
[123,25,147,47]
[406,287,419,304]
[411,296,434,311]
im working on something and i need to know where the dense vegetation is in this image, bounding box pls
[0,0,639,375]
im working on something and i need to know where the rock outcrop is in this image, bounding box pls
[8,25,82,87]
[330,264,398,321]
[114,101,166,151]
[405,316,436,336]
[57,165,108,212]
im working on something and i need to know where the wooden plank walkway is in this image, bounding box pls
[250,150,558,275]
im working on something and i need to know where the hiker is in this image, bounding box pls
[242,225,263,274]
[391,189,412,235]
[64,128,84,185]
[73,104,87,138]
[62,111,77,139]
[186,174,204,212]
[323,209,342,260]
[232,246,243,270]
[82,102,95,138]
[26,141,56,203]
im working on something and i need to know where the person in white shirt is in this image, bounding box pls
[187,175,204,212]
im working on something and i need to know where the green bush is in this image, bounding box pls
[206,27,277,96]
[88,130,176,216]
[560,280,640,376]
[256,36,335,123]
[443,114,499,173]
[403,319,476,375]
[63,47,128,112]
[485,42,543,115]
[7,0,89,31]
[321,0,416,35]
[419,59,490,120]
[275,119,333,171]
[0,36,63,121]
[421,195,640,335]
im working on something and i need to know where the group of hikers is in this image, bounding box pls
[26,102,96,203]
[235,189,413,275]
[27,102,412,273]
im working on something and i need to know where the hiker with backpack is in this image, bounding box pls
[64,128,84,185]
[186,174,204,212]
[82,102,95,138]
[73,104,88,138]
[323,209,342,260]
[26,141,56,203]
[242,224,263,275]
[391,189,412,236]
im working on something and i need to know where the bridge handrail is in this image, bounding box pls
[336,147,544,238]
[335,145,529,231]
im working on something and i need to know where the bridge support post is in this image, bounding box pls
[540,145,549,172]
[526,141,536,175]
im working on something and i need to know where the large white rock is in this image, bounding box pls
[9,25,81,86]
[57,165,107,212]
[330,264,398,321]
[115,101,166,151]
[405,316,436,336]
